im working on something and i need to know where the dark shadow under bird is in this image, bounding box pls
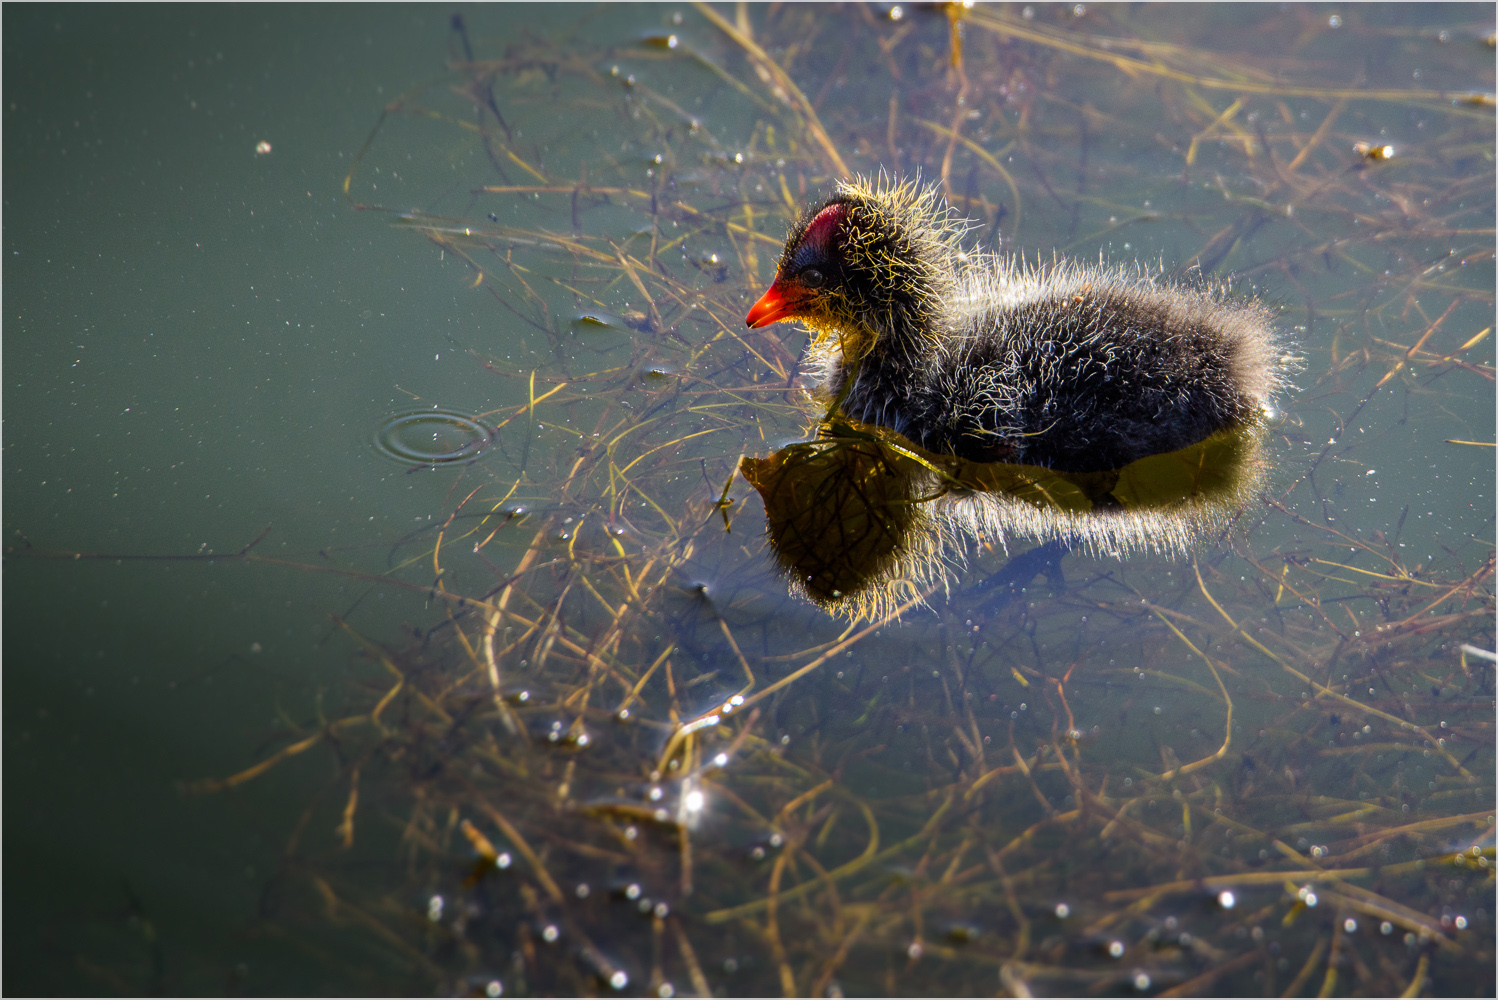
[746,177,1287,474]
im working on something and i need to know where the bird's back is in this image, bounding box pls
[921,261,1280,472]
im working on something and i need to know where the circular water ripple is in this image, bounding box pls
[374,408,496,466]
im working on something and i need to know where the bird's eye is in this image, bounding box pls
[800,268,825,288]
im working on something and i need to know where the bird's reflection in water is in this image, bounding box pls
[741,418,1266,620]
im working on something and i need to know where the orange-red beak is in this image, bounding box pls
[746,279,805,328]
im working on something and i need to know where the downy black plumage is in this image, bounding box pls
[746,176,1286,474]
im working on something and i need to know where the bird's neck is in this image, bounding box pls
[812,295,941,369]
[859,299,941,368]
[805,312,932,420]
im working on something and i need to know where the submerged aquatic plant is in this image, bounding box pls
[158,5,1494,996]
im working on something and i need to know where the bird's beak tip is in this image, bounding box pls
[746,282,796,328]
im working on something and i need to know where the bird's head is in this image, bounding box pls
[746,177,963,361]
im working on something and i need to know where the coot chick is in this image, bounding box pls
[746,176,1286,473]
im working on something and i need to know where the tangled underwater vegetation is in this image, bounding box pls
[176,5,1494,996]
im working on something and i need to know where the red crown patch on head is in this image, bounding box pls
[801,202,848,253]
